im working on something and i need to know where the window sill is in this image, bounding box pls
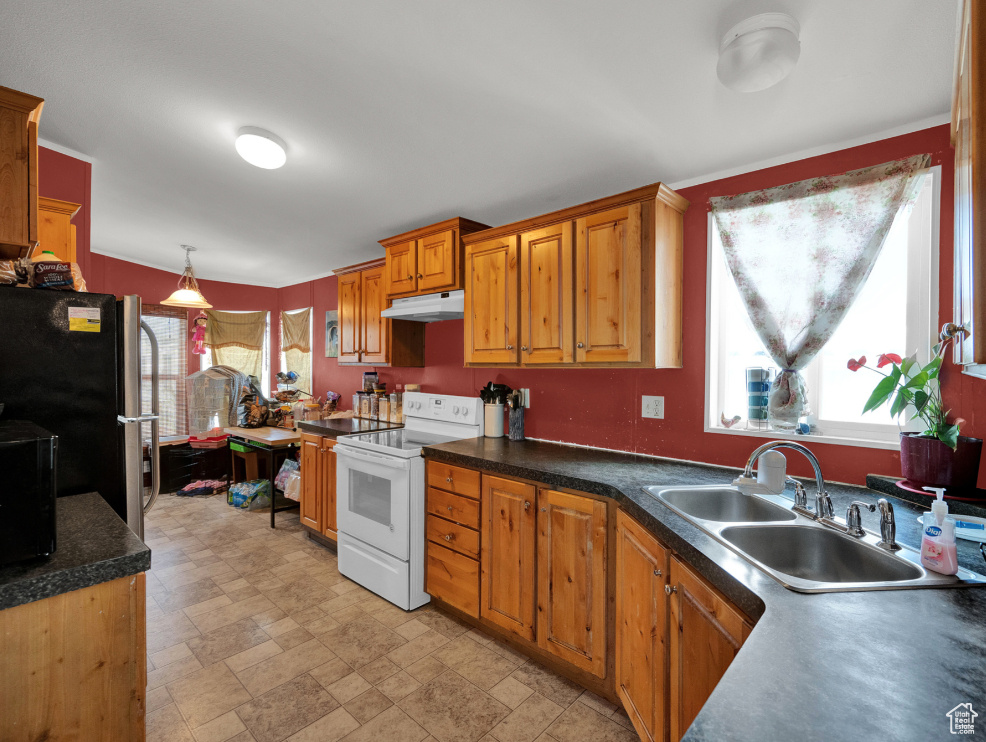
[704,424,901,451]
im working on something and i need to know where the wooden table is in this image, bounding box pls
[225,427,301,528]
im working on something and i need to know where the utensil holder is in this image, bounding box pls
[484,403,504,438]
[508,406,525,441]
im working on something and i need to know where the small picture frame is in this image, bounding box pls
[325,310,339,358]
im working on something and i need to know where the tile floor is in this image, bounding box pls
[144,493,639,742]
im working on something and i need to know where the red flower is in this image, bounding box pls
[877,353,902,368]
[847,356,866,372]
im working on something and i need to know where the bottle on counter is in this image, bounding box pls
[359,392,372,419]
[391,385,403,423]
[920,487,958,575]
[370,392,380,420]
[379,395,390,423]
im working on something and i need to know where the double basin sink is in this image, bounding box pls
[646,485,986,593]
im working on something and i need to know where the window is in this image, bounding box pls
[706,167,939,448]
[280,308,313,395]
[141,304,188,437]
[201,311,272,394]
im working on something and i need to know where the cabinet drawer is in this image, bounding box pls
[426,514,480,559]
[427,487,481,529]
[426,541,480,617]
[427,461,481,499]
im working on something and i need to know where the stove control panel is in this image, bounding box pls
[403,393,483,425]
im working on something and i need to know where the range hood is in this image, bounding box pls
[380,290,464,322]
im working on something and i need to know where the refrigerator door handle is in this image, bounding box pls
[117,414,160,424]
[140,320,162,515]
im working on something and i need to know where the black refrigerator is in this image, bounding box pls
[0,289,160,539]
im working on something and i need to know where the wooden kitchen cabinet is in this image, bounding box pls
[668,557,752,742]
[334,259,425,367]
[299,432,338,540]
[464,235,519,365]
[463,182,687,368]
[36,197,80,263]
[381,217,490,298]
[480,475,537,640]
[615,510,670,742]
[536,488,608,677]
[425,460,482,616]
[0,85,44,260]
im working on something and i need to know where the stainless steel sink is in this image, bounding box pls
[656,486,797,523]
[644,484,986,593]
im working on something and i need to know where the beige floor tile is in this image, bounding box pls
[318,590,369,614]
[386,630,450,668]
[405,655,447,684]
[219,577,251,594]
[225,731,257,742]
[545,702,638,742]
[577,689,619,717]
[290,605,325,626]
[250,606,289,627]
[510,662,583,708]
[395,619,431,641]
[325,604,365,624]
[225,584,262,603]
[489,693,564,742]
[147,654,205,690]
[235,638,336,697]
[168,661,253,728]
[147,702,196,742]
[187,617,271,667]
[319,614,407,669]
[163,561,237,590]
[376,670,421,702]
[329,578,364,595]
[147,611,202,653]
[236,673,340,742]
[150,641,193,668]
[414,610,470,639]
[488,641,530,665]
[357,656,400,685]
[305,613,341,637]
[610,707,636,730]
[344,687,394,724]
[265,579,338,614]
[274,626,315,650]
[323,671,373,704]
[464,628,494,646]
[146,685,173,714]
[190,595,277,634]
[432,635,518,690]
[399,670,509,742]
[263,616,300,637]
[338,705,429,742]
[286,706,360,742]
[489,677,535,710]
[191,710,247,742]
[225,639,284,673]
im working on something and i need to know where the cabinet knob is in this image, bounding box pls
[417,273,423,279]
[447,505,453,512]
[654,569,662,577]
[524,501,531,510]
[521,346,528,351]
[665,585,677,595]
[445,534,451,541]
[577,342,584,348]
[540,507,547,512]
[506,345,513,350]
[446,477,453,483]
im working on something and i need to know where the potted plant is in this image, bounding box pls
[848,339,982,490]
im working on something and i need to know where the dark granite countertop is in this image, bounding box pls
[0,492,151,611]
[297,417,403,439]
[424,437,986,742]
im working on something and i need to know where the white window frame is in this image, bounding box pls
[279,307,313,388]
[704,166,941,451]
[200,311,272,394]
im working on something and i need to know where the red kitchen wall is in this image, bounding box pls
[42,125,984,487]
[37,146,92,277]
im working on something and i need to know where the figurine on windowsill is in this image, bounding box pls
[191,311,208,355]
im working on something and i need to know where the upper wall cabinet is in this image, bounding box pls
[462,183,688,369]
[380,217,490,298]
[334,259,425,367]
[953,0,986,373]
[37,197,81,264]
[0,86,44,260]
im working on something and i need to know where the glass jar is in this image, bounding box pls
[369,393,380,420]
[359,393,371,419]
[379,396,390,422]
[352,393,361,416]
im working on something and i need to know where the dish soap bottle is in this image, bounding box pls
[920,486,958,575]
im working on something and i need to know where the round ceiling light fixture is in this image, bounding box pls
[717,13,801,93]
[235,126,287,169]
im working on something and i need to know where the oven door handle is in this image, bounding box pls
[336,445,411,470]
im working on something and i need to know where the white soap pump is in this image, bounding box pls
[920,486,958,575]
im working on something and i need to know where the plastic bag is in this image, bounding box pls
[227,479,271,510]
[283,469,301,502]
[275,458,299,491]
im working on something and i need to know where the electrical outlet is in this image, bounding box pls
[521,389,531,408]
[642,395,665,420]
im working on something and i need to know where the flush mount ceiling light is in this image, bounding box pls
[717,13,801,93]
[161,245,212,308]
[235,126,287,169]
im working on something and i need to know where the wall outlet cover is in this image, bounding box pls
[642,395,665,420]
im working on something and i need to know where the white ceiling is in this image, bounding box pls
[2,0,957,286]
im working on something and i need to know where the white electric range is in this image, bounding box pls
[334,392,484,610]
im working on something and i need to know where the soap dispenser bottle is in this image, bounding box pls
[920,487,958,575]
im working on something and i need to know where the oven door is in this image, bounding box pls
[335,444,412,561]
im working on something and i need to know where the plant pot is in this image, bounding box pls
[899,432,983,490]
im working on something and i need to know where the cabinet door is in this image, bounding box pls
[616,511,669,742]
[321,439,337,539]
[36,197,80,263]
[520,222,573,365]
[481,475,536,640]
[338,272,362,363]
[464,236,519,365]
[387,240,417,296]
[361,266,389,364]
[299,433,321,531]
[669,557,751,742]
[575,203,643,363]
[417,229,457,292]
[0,105,30,251]
[536,489,608,677]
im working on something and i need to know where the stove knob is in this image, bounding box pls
[453,405,460,415]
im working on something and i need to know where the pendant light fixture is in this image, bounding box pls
[161,245,212,309]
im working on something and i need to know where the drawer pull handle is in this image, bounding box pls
[445,534,451,541]
[665,585,677,595]
[654,569,662,576]
[446,477,453,483]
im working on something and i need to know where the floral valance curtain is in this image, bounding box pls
[281,308,312,394]
[709,154,930,427]
[205,310,267,380]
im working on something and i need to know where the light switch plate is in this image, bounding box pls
[642,395,665,419]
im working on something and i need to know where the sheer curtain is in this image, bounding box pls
[205,310,267,380]
[281,308,312,394]
[709,155,930,428]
